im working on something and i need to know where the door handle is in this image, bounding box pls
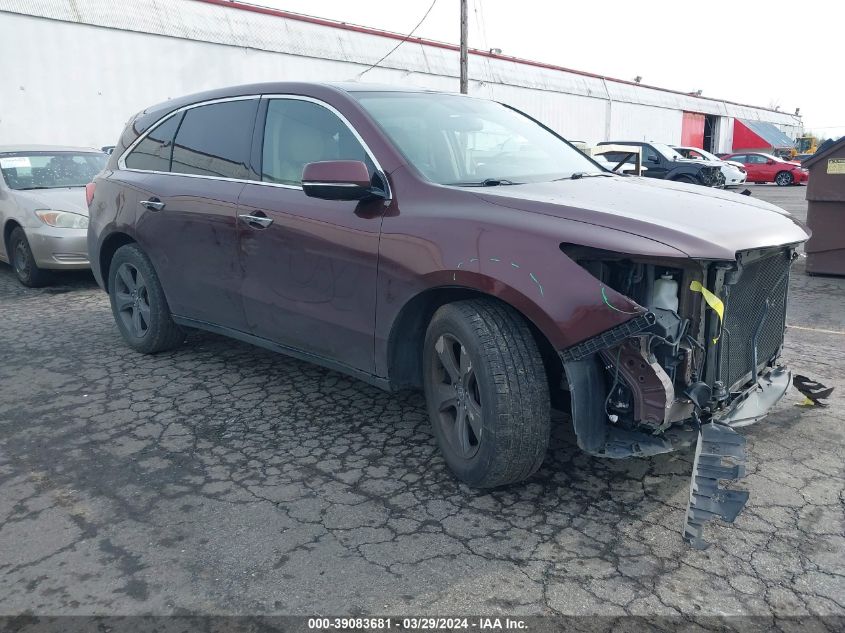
[238,213,273,229]
[140,198,165,211]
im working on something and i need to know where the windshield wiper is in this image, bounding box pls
[448,178,522,187]
[17,185,83,191]
[555,172,612,181]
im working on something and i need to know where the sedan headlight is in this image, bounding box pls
[34,209,89,229]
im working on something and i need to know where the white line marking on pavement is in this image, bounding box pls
[787,324,845,335]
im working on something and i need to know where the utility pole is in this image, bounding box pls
[459,0,468,94]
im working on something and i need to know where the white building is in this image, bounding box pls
[0,0,802,151]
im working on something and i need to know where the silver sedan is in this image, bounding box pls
[0,145,106,286]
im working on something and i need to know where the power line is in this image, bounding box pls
[357,0,439,79]
[473,0,489,50]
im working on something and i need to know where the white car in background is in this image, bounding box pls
[0,145,106,286]
[673,145,747,187]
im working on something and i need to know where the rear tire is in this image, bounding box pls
[775,171,793,186]
[108,244,185,354]
[9,227,51,287]
[422,299,550,488]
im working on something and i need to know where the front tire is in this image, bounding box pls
[422,299,550,488]
[673,174,698,185]
[8,227,51,287]
[775,171,793,186]
[108,244,184,354]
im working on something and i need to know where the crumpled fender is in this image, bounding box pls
[376,191,690,376]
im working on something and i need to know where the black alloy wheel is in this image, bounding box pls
[422,299,551,488]
[430,333,484,459]
[108,243,184,354]
[114,262,151,339]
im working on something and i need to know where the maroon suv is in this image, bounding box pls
[88,83,808,543]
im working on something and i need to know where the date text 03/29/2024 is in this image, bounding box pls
[307,617,528,630]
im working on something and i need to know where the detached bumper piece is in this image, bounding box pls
[717,366,792,427]
[683,422,749,550]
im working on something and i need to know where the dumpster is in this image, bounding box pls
[804,136,845,276]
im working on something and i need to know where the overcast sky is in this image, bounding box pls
[256,0,844,139]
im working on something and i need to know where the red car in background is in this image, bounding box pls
[721,152,809,186]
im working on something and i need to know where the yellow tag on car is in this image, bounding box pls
[690,281,725,343]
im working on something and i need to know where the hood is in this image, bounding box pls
[12,187,88,216]
[472,176,809,260]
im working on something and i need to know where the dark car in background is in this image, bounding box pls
[88,83,807,543]
[721,152,809,186]
[598,140,725,187]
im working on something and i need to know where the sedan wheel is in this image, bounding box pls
[8,227,50,287]
[775,171,793,186]
[13,240,30,279]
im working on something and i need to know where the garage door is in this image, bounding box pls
[681,112,705,147]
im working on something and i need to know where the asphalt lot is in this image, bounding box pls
[0,184,843,620]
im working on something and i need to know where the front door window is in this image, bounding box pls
[261,99,374,186]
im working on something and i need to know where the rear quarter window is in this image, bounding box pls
[599,151,631,163]
[125,113,183,172]
[170,100,258,179]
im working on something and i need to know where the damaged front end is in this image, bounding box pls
[558,244,799,547]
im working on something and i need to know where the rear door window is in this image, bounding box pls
[171,100,258,179]
[125,114,183,172]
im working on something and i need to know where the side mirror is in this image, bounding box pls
[648,155,660,163]
[302,160,384,201]
[767,159,775,165]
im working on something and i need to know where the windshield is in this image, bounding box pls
[0,152,106,190]
[693,148,719,161]
[354,92,602,185]
[651,143,686,161]
[678,147,719,161]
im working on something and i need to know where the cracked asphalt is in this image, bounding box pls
[0,185,843,619]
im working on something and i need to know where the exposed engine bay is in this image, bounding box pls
[558,244,799,547]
